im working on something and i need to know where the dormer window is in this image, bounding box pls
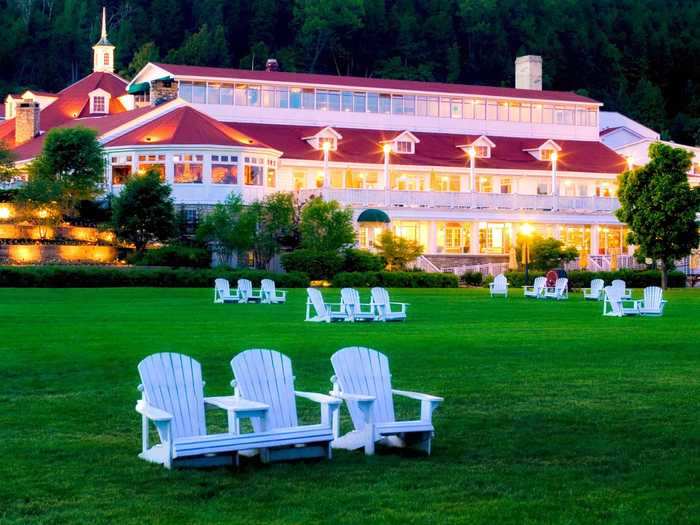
[304,126,342,151]
[93,96,106,113]
[540,148,555,161]
[88,88,111,115]
[384,131,419,155]
[394,140,414,154]
[524,139,561,161]
[458,135,495,159]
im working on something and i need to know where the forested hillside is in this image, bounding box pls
[1,0,699,143]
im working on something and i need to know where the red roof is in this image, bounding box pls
[152,62,598,104]
[104,106,271,149]
[0,71,128,149]
[11,106,156,162]
[225,123,626,173]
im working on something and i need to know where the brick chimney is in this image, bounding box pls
[515,55,542,91]
[150,78,179,106]
[15,101,40,145]
[265,58,280,72]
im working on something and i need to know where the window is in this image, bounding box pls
[179,82,192,101]
[207,83,221,104]
[379,94,391,114]
[345,170,378,189]
[173,154,203,183]
[244,158,264,185]
[289,88,302,109]
[367,93,379,113]
[342,91,353,112]
[500,178,512,194]
[302,88,314,109]
[394,140,414,154]
[247,85,261,106]
[220,84,234,105]
[474,100,486,119]
[431,173,460,192]
[235,84,247,106]
[262,88,275,108]
[275,88,289,108]
[427,97,439,117]
[476,176,492,193]
[92,96,106,113]
[537,183,549,195]
[450,99,462,119]
[353,92,366,113]
[293,171,306,190]
[104,53,110,66]
[192,83,206,104]
[181,208,198,235]
[318,136,336,151]
[439,97,450,118]
[267,168,276,187]
[211,155,238,184]
[137,154,165,181]
[540,149,555,161]
[111,155,132,185]
[693,163,700,175]
[391,95,403,115]
[463,99,475,119]
[474,145,490,158]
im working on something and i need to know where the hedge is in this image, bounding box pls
[332,271,459,288]
[131,245,211,268]
[0,266,309,288]
[495,269,686,288]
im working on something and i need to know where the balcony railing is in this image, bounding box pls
[298,188,620,213]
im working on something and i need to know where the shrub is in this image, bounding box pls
[461,271,483,286]
[502,269,686,289]
[131,244,211,268]
[341,248,385,272]
[281,249,344,280]
[0,266,309,288]
[332,271,458,288]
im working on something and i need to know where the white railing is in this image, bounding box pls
[411,255,441,273]
[442,262,509,277]
[298,188,620,213]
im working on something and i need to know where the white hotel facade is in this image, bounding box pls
[6,19,697,269]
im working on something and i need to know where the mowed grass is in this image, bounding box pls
[0,287,699,525]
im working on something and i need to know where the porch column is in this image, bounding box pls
[553,224,562,241]
[468,147,476,192]
[469,222,481,255]
[237,154,245,200]
[428,221,438,254]
[322,142,330,188]
[590,224,600,255]
[551,152,558,211]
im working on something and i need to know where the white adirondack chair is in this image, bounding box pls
[523,276,546,298]
[214,278,241,304]
[260,279,286,304]
[330,346,443,455]
[370,287,408,321]
[237,278,263,303]
[636,286,667,316]
[340,288,376,321]
[602,285,638,316]
[489,274,508,297]
[136,352,276,469]
[305,288,348,322]
[611,279,632,300]
[543,277,568,300]
[231,349,341,462]
[582,279,605,300]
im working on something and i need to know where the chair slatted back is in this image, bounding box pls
[215,278,230,297]
[643,286,663,310]
[238,279,253,300]
[603,285,623,316]
[331,347,395,430]
[555,277,568,293]
[138,353,206,441]
[493,274,507,291]
[307,288,328,318]
[261,279,275,295]
[232,349,298,431]
[590,279,604,293]
[533,276,546,293]
[611,279,627,292]
[341,288,363,315]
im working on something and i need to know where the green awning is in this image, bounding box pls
[357,208,390,223]
[127,82,150,94]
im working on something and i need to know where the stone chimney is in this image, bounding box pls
[265,58,280,72]
[15,101,40,145]
[515,55,542,91]
[150,78,179,106]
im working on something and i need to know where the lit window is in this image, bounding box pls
[540,149,554,161]
[244,159,264,185]
[500,178,512,194]
[137,154,165,181]
[474,145,490,158]
[212,155,238,184]
[104,53,110,66]
[173,154,203,183]
[318,137,336,151]
[93,96,106,113]
[537,183,549,195]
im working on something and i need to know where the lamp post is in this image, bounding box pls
[383,143,391,206]
[550,150,558,211]
[322,140,331,188]
[520,222,534,286]
[468,146,476,192]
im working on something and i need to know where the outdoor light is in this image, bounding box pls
[383,143,392,155]
[37,209,49,219]
[322,141,331,152]
[626,156,634,170]
[550,151,558,162]
[520,222,534,236]
[0,206,10,220]
[468,147,476,159]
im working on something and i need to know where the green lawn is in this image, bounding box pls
[1,287,698,524]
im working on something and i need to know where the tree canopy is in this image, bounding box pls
[299,197,355,252]
[615,142,700,288]
[2,1,700,143]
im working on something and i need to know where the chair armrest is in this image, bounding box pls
[204,396,269,415]
[295,391,341,406]
[135,400,172,422]
[392,389,443,403]
[330,391,376,403]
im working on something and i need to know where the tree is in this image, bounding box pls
[299,197,355,252]
[196,193,255,265]
[374,230,423,271]
[112,171,177,254]
[165,24,230,67]
[0,141,18,183]
[520,236,579,270]
[17,127,104,216]
[616,142,700,288]
[248,192,296,269]
[125,42,159,79]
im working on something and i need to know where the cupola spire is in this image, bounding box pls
[92,7,115,73]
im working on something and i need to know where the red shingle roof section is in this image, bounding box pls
[152,62,599,104]
[225,123,626,173]
[104,106,271,149]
